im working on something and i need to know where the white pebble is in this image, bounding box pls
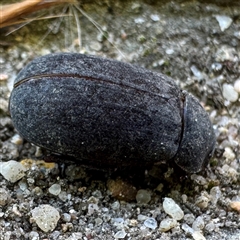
[159,218,177,232]
[215,15,233,32]
[48,184,61,196]
[162,197,184,221]
[28,231,39,240]
[223,147,236,161]
[190,65,204,80]
[234,79,240,93]
[210,186,222,205]
[31,205,60,232]
[150,14,160,22]
[0,160,26,183]
[137,214,148,221]
[114,230,127,239]
[222,83,238,102]
[88,203,99,215]
[192,216,205,231]
[192,231,206,240]
[144,217,157,230]
[181,223,194,235]
[11,134,23,145]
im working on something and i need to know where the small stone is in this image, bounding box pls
[11,134,23,145]
[222,83,238,102]
[192,231,206,240]
[229,201,240,213]
[192,216,205,231]
[215,15,233,32]
[62,213,71,222]
[137,214,148,221]
[150,14,160,21]
[136,189,151,204]
[191,174,208,185]
[111,201,120,210]
[210,186,222,205]
[31,204,60,232]
[107,179,137,202]
[184,213,195,225]
[112,217,124,228]
[162,197,184,220]
[181,223,194,235]
[70,232,83,239]
[195,195,210,209]
[205,222,216,232]
[114,230,127,239]
[28,231,39,240]
[144,217,157,230]
[58,191,69,202]
[48,184,61,196]
[159,218,177,232]
[88,203,99,215]
[234,79,240,93]
[223,147,236,161]
[90,41,102,51]
[95,217,103,226]
[0,160,26,183]
[0,188,10,206]
[134,17,145,24]
[0,73,8,81]
[222,164,238,181]
[166,49,174,55]
[211,63,222,71]
[190,65,204,80]
[215,46,237,62]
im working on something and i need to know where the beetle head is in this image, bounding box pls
[174,92,216,173]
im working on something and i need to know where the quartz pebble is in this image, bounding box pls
[28,231,39,240]
[62,213,71,222]
[111,201,120,210]
[159,218,177,232]
[162,198,184,220]
[88,203,99,215]
[31,205,60,232]
[210,186,222,205]
[136,189,151,204]
[144,217,158,230]
[49,184,61,196]
[192,216,205,231]
[234,79,240,93]
[192,231,206,240]
[222,83,238,102]
[0,160,26,183]
[114,230,127,239]
[215,15,233,32]
[181,223,194,235]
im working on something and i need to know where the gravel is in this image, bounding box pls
[0,0,239,239]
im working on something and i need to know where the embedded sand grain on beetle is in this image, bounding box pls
[9,53,216,173]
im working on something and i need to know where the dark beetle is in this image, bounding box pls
[9,53,215,173]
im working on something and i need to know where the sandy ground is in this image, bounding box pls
[0,0,239,239]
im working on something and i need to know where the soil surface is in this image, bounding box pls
[0,0,239,239]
